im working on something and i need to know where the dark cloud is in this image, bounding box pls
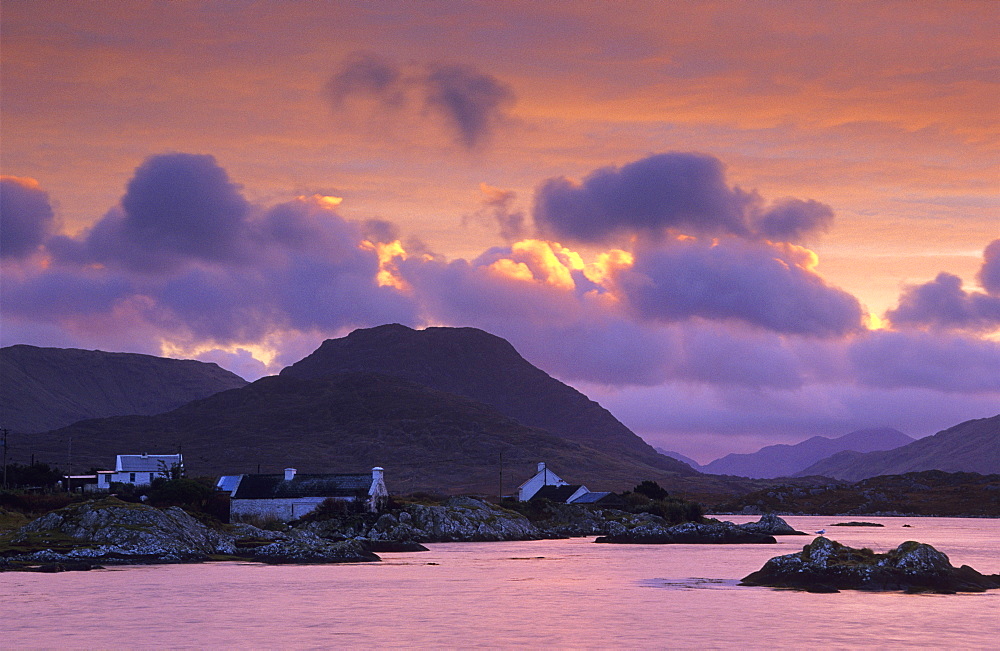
[326,53,515,150]
[325,51,404,107]
[87,153,251,272]
[885,271,1000,332]
[0,177,55,258]
[615,238,864,337]
[424,64,515,149]
[978,238,1000,295]
[533,153,836,245]
[752,198,834,242]
[534,153,754,243]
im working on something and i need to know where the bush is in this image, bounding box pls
[633,480,670,501]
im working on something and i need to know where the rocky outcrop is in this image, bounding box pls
[736,514,806,536]
[1,499,378,570]
[595,520,777,544]
[355,497,538,543]
[740,536,1000,593]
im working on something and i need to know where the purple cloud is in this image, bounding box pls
[325,51,404,107]
[751,198,834,243]
[978,238,1000,295]
[86,153,251,272]
[886,271,1000,332]
[0,177,55,259]
[614,238,864,337]
[425,63,515,149]
[534,153,754,244]
[849,329,1000,393]
[465,185,526,242]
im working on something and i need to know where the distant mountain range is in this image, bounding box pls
[796,415,1000,481]
[695,428,915,478]
[0,344,247,433]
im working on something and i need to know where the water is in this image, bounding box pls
[4,516,998,648]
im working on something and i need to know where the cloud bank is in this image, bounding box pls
[2,152,997,454]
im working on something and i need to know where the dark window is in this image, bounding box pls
[130,472,135,482]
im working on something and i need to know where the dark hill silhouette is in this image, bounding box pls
[655,448,704,471]
[10,373,699,495]
[701,428,914,478]
[795,415,1000,481]
[280,324,693,475]
[1,344,248,433]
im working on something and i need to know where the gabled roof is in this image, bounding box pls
[531,484,585,502]
[231,473,374,500]
[569,491,614,504]
[116,454,183,473]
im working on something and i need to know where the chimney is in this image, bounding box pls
[372,466,384,484]
[284,468,296,481]
[537,462,546,473]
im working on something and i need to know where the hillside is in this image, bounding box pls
[9,373,698,495]
[796,415,1000,481]
[655,448,703,471]
[701,428,914,478]
[715,470,1000,517]
[280,324,692,475]
[0,345,248,433]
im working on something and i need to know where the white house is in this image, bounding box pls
[516,461,620,505]
[517,462,570,501]
[105,453,184,487]
[224,467,389,522]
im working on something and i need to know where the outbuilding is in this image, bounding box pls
[225,467,388,522]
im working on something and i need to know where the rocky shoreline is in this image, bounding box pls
[1,497,806,571]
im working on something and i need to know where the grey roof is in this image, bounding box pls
[531,484,584,502]
[231,473,374,500]
[569,491,613,504]
[117,454,183,472]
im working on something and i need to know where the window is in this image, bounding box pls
[130,472,135,483]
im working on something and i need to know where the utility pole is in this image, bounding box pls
[1,428,9,489]
[497,450,503,502]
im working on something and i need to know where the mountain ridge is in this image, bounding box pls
[1,344,248,433]
[795,415,1000,481]
[700,427,915,478]
[280,324,693,475]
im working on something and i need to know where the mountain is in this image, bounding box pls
[701,428,915,478]
[280,324,693,475]
[0,344,248,433]
[655,448,704,471]
[796,415,1000,481]
[9,373,698,495]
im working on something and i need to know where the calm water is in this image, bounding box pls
[4,516,999,649]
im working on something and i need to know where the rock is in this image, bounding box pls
[596,521,777,544]
[737,514,806,536]
[831,521,884,527]
[1,498,378,569]
[740,536,1000,593]
[6,497,230,563]
[365,497,539,543]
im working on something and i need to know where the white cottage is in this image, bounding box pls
[225,467,389,522]
[516,461,619,505]
[103,453,183,488]
[517,462,569,501]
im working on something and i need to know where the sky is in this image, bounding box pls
[2,0,998,462]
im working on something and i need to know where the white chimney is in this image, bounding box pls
[284,468,296,481]
[372,467,384,483]
[537,462,546,473]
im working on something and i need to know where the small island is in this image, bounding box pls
[740,536,1000,593]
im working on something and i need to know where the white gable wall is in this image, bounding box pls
[517,463,568,501]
